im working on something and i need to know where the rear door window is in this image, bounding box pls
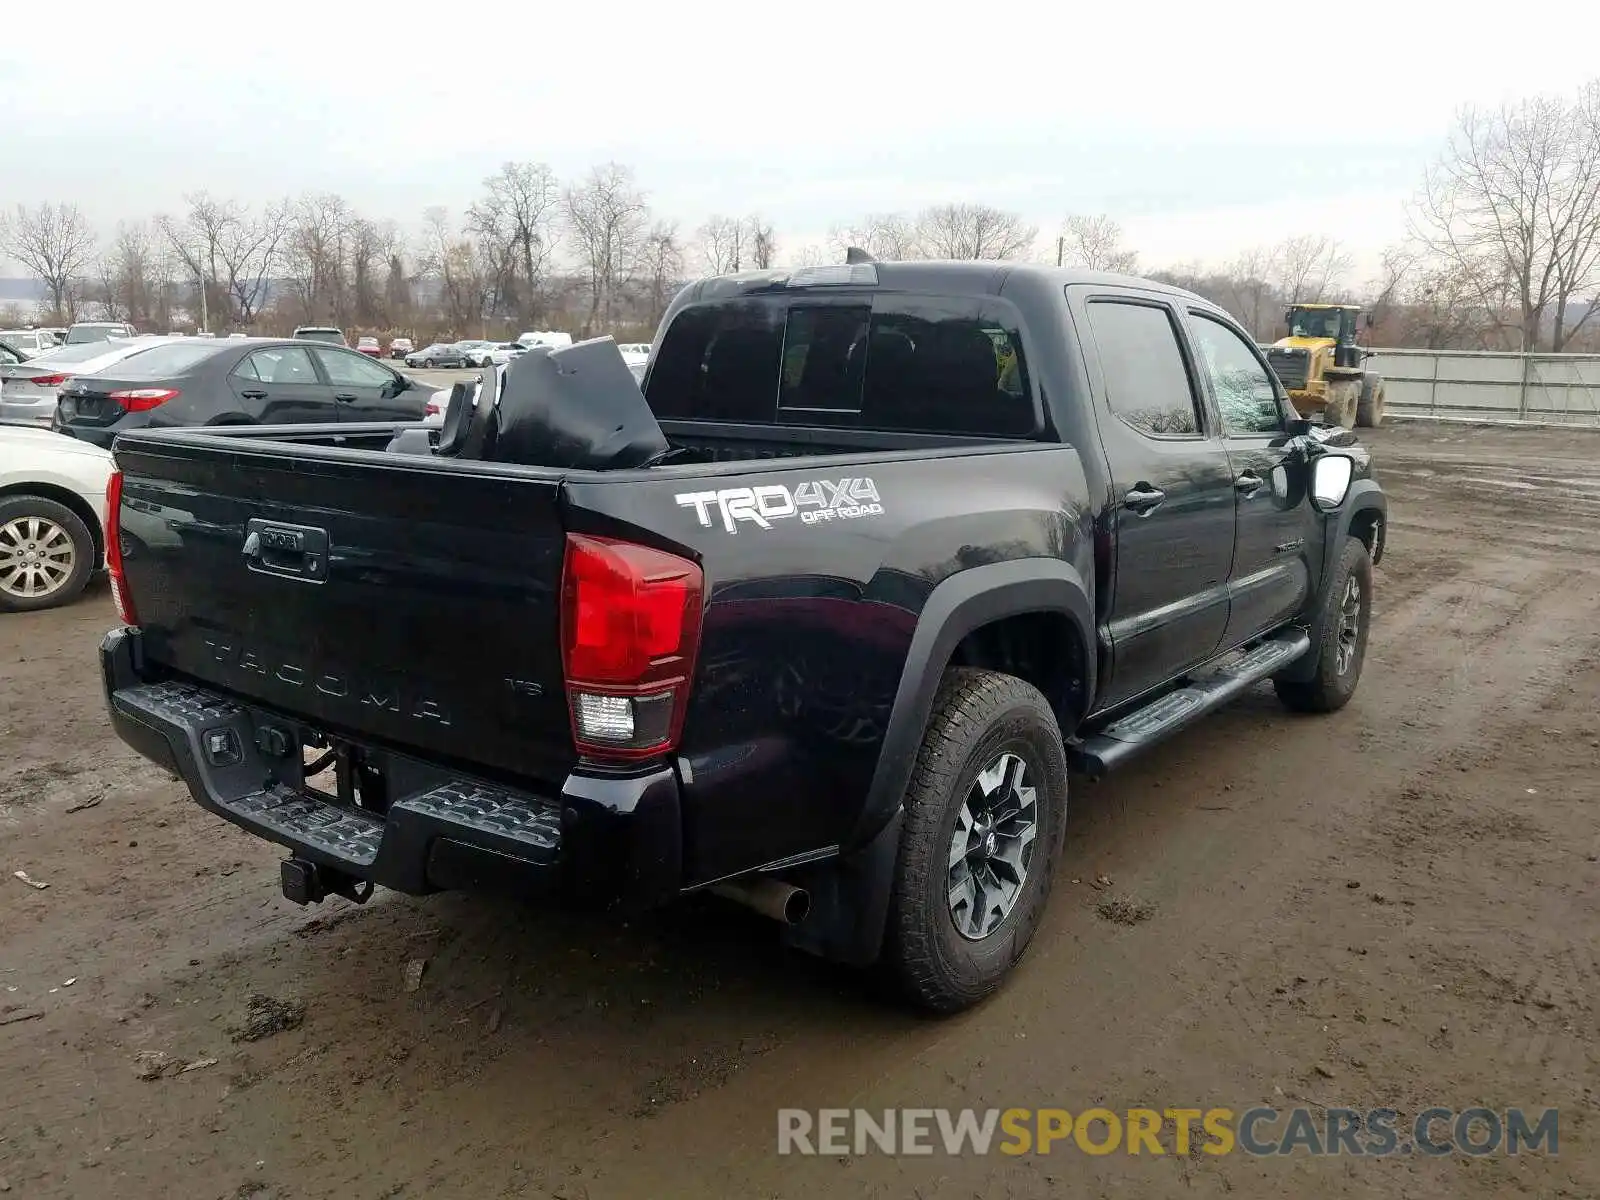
[235,347,318,385]
[1083,300,1203,438]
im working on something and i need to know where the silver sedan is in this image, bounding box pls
[0,337,174,428]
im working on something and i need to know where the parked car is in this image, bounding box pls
[356,336,382,358]
[404,343,468,369]
[51,337,430,448]
[615,342,651,357]
[99,264,1389,1012]
[453,340,496,367]
[64,321,137,346]
[388,337,414,361]
[0,425,112,612]
[0,329,57,355]
[292,326,347,347]
[1,336,178,429]
[38,327,67,346]
[517,330,573,350]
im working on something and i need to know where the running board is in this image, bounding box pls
[1072,630,1311,777]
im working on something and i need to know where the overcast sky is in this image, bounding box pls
[2,0,1597,282]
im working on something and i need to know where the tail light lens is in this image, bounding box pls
[105,469,137,625]
[27,373,71,387]
[424,400,442,417]
[561,534,703,760]
[109,387,180,412]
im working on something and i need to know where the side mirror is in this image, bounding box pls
[1310,454,1355,510]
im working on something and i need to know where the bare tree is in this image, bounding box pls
[1274,234,1352,304]
[1057,214,1138,273]
[1411,80,1600,350]
[96,221,160,326]
[1220,246,1281,339]
[468,162,561,325]
[156,192,239,332]
[638,221,685,327]
[746,216,777,269]
[790,242,828,268]
[419,206,484,335]
[283,193,353,326]
[827,213,920,261]
[917,204,1037,260]
[217,201,289,329]
[0,202,97,320]
[697,215,742,274]
[564,163,649,335]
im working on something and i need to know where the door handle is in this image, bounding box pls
[1235,470,1266,496]
[334,392,358,402]
[1123,484,1167,515]
[240,389,267,400]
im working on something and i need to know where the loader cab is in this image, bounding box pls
[1284,304,1364,369]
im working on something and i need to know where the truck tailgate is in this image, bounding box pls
[113,436,576,785]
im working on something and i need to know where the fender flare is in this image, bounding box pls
[1277,479,1387,683]
[848,557,1095,849]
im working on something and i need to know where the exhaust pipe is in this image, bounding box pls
[711,878,811,925]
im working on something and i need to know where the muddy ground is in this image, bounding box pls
[2,422,1597,1198]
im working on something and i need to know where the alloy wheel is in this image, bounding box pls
[947,751,1039,940]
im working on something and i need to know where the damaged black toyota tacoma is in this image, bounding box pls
[99,260,1386,1012]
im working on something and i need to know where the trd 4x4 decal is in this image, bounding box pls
[675,477,884,534]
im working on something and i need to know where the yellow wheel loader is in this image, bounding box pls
[1262,304,1386,429]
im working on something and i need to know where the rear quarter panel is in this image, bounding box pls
[563,443,1093,884]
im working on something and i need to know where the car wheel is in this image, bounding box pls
[0,495,96,613]
[423,358,435,369]
[1274,537,1373,714]
[882,668,1068,1013]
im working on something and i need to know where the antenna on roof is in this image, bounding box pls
[844,246,877,265]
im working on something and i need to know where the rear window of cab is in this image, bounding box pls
[644,295,1036,438]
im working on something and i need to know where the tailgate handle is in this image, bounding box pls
[243,519,330,583]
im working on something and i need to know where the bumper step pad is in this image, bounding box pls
[109,679,563,881]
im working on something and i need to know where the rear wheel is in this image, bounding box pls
[0,495,95,613]
[1356,376,1386,428]
[423,358,435,369]
[1274,538,1373,714]
[883,669,1068,1013]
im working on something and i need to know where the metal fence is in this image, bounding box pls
[1366,348,1600,425]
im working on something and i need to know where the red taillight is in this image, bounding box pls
[105,469,137,626]
[109,387,180,412]
[425,400,442,416]
[560,534,703,760]
[27,373,71,387]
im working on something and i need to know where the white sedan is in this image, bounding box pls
[0,426,112,612]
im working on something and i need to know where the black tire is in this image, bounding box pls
[883,668,1069,1013]
[423,358,435,369]
[0,494,96,613]
[1274,538,1373,714]
[1356,375,1385,428]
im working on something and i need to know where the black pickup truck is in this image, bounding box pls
[99,261,1386,1012]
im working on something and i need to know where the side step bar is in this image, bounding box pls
[1072,629,1311,777]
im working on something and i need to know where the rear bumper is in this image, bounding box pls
[100,626,683,909]
[0,395,57,427]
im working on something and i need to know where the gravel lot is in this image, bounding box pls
[1,422,1597,1199]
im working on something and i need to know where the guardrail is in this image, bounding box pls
[1365,348,1600,425]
